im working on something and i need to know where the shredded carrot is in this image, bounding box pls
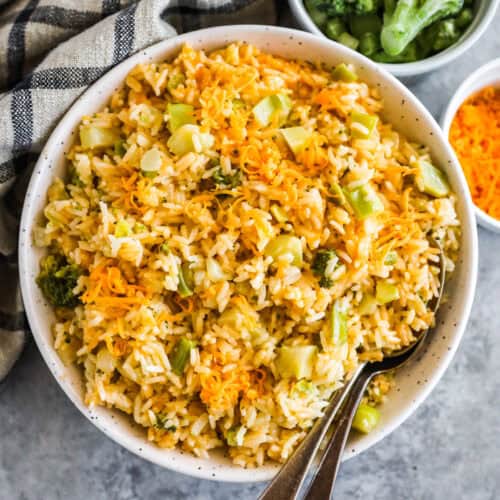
[449,86,500,220]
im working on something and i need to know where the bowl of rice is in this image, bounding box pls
[19,25,478,482]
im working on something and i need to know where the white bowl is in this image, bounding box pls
[441,58,500,233]
[288,0,499,79]
[19,25,478,482]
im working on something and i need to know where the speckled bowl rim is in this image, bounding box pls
[288,0,500,78]
[441,57,500,234]
[19,25,478,482]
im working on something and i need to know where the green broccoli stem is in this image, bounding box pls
[381,0,464,56]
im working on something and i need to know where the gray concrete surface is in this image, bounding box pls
[2,8,500,500]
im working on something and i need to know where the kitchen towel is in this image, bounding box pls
[0,0,281,383]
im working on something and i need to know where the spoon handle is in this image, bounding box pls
[258,364,366,500]
[303,369,374,500]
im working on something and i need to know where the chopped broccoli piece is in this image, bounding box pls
[420,19,461,52]
[381,0,464,56]
[359,32,381,57]
[170,337,196,375]
[455,7,473,29]
[338,32,360,51]
[311,249,338,288]
[36,254,81,308]
[213,168,242,188]
[178,263,194,298]
[325,18,347,40]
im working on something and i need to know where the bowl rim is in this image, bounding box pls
[288,0,500,77]
[18,24,479,482]
[441,57,500,233]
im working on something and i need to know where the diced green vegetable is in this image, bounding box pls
[281,127,312,154]
[350,111,378,139]
[115,220,131,238]
[226,426,245,447]
[140,148,162,172]
[305,0,329,28]
[252,94,292,127]
[160,242,170,254]
[80,126,121,149]
[359,32,381,57]
[359,294,377,315]
[114,140,127,156]
[167,103,196,132]
[213,168,241,188]
[329,182,347,206]
[36,254,81,308]
[376,281,400,304]
[332,63,358,83]
[311,249,338,288]
[275,345,318,379]
[167,124,214,156]
[345,184,384,219]
[292,380,318,398]
[384,251,398,265]
[264,235,303,267]
[417,161,450,197]
[270,204,288,223]
[325,18,347,40]
[167,73,185,90]
[329,301,348,345]
[232,98,246,110]
[455,8,473,29]
[178,263,194,297]
[338,32,360,51]
[170,337,196,375]
[352,403,380,433]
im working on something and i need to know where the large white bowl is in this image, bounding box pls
[288,0,499,79]
[19,25,478,482]
[441,57,500,234]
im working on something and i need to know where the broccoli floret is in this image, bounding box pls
[311,249,338,288]
[36,254,81,308]
[213,168,242,188]
[325,0,349,17]
[381,0,464,56]
[422,19,461,52]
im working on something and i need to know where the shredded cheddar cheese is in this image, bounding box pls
[449,86,500,220]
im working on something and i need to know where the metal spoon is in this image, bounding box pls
[259,240,446,500]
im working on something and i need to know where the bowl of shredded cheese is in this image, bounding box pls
[442,58,500,233]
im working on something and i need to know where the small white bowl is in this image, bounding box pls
[441,58,500,234]
[19,25,478,482]
[288,0,500,79]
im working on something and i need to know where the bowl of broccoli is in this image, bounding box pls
[289,0,499,77]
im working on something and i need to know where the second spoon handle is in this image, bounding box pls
[303,368,374,500]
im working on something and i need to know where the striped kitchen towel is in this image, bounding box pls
[0,0,281,383]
